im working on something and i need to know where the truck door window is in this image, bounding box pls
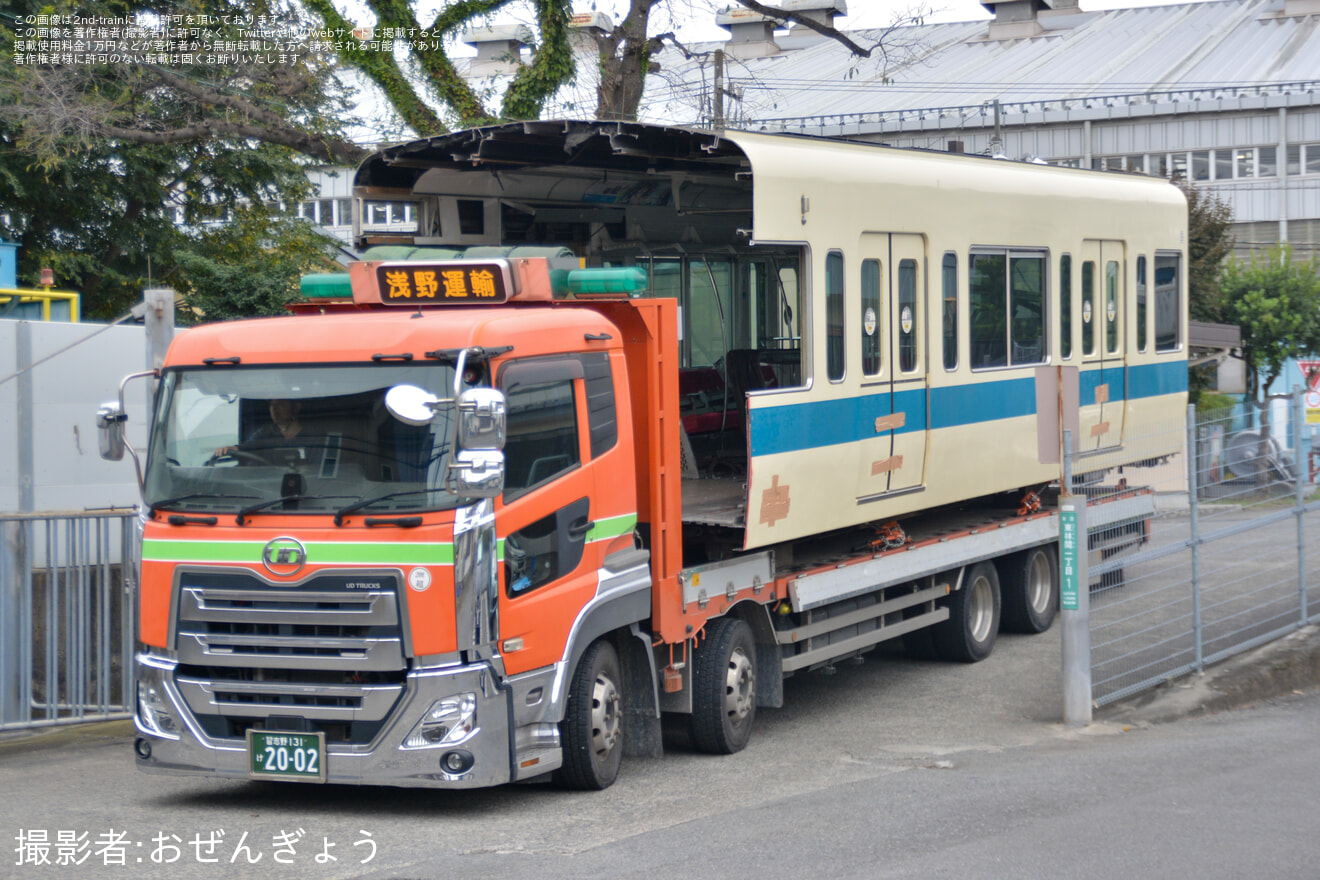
[502,378,581,501]
[505,497,592,596]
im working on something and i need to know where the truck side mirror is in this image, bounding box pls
[96,402,128,461]
[457,387,506,450]
[446,450,505,498]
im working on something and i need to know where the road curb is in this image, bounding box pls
[1099,623,1320,725]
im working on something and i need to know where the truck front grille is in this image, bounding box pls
[172,570,408,745]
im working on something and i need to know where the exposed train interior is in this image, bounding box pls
[354,124,807,536]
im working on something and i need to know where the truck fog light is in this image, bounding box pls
[441,750,474,774]
[135,675,180,740]
[134,737,153,759]
[401,693,477,750]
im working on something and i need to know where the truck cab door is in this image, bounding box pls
[495,358,600,677]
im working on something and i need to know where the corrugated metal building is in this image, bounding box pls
[612,0,1320,258]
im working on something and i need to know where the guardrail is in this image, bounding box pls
[1077,391,1317,706]
[0,511,139,730]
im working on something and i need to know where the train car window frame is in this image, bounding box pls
[1105,260,1120,355]
[1136,256,1148,353]
[968,248,1047,371]
[826,250,845,382]
[1059,254,1073,360]
[861,259,882,377]
[1081,260,1097,357]
[898,259,919,374]
[1154,251,1183,353]
[942,253,958,372]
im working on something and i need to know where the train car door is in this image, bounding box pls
[1079,240,1125,451]
[856,233,927,501]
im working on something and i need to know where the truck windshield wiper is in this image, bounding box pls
[235,494,358,526]
[150,493,259,514]
[333,490,442,526]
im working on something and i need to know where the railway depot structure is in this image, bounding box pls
[423,0,1320,262]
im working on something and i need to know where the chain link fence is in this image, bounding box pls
[1079,390,1318,706]
[1,511,140,730]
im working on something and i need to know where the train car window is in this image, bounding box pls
[1059,255,1073,360]
[942,253,958,371]
[970,250,1045,369]
[1010,255,1045,365]
[826,251,845,382]
[862,259,882,376]
[1136,256,1148,353]
[1155,253,1182,352]
[970,252,1008,368]
[1105,261,1120,354]
[899,260,918,373]
[1082,261,1096,356]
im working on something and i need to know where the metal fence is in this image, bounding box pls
[1077,390,1319,706]
[0,511,140,730]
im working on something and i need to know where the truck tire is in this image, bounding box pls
[557,639,624,790]
[691,617,757,754]
[999,546,1058,634]
[933,561,1001,662]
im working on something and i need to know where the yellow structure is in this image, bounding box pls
[0,288,80,322]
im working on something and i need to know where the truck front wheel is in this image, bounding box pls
[557,639,624,790]
[933,561,1001,662]
[691,617,757,754]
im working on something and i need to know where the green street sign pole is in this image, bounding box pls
[1060,429,1091,728]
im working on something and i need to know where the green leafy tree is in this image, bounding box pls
[0,0,357,318]
[171,207,340,322]
[1175,179,1235,323]
[1220,242,1320,444]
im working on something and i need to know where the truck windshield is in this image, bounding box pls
[143,363,462,516]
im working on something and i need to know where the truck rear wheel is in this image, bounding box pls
[999,546,1058,634]
[557,639,623,790]
[691,617,757,754]
[933,561,1001,662]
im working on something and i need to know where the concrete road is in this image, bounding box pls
[3,625,1317,879]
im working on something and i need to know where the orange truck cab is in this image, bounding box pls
[110,257,682,789]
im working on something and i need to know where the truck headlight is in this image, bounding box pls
[401,693,477,749]
[135,664,180,740]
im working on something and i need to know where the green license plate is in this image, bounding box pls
[247,730,326,783]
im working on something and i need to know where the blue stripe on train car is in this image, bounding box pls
[748,359,1187,458]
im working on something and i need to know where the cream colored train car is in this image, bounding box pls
[352,121,1189,553]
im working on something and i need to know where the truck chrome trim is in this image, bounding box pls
[136,653,517,789]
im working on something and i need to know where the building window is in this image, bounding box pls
[1234,148,1255,178]
[1258,147,1277,178]
[1308,144,1320,175]
[1214,150,1232,181]
[1192,151,1210,181]
[1149,154,1170,178]
[337,199,352,225]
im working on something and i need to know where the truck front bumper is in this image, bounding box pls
[132,652,516,789]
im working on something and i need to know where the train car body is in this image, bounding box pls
[353,122,1189,551]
